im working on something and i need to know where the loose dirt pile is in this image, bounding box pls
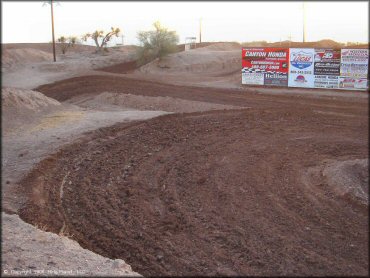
[2,213,140,277]
[2,87,61,110]
[19,77,368,276]
[323,159,368,205]
[2,87,61,132]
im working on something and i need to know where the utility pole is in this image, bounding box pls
[288,34,292,47]
[50,0,56,62]
[303,2,306,43]
[43,1,57,61]
[199,18,202,44]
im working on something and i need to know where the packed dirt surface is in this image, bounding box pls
[2,86,168,276]
[2,88,169,213]
[17,74,369,276]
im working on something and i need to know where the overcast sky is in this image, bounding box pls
[1,1,369,45]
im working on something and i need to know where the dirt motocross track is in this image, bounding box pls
[18,75,368,276]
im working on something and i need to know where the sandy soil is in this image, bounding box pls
[2,213,141,277]
[2,42,368,276]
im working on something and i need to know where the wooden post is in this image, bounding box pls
[303,2,306,43]
[199,18,202,44]
[51,0,56,62]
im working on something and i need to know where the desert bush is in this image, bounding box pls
[57,36,78,54]
[81,27,120,53]
[136,21,179,65]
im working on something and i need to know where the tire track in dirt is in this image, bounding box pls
[18,103,368,276]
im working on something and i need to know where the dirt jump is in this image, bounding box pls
[2,42,368,276]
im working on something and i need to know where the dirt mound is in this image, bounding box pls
[2,87,60,111]
[2,212,140,276]
[67,92,237,113]
[323,159,368,205]
[2,87,61,132]
[2,48,53,70]
[18,101,368,276]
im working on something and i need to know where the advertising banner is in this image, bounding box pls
[313,49,341,89]
[242,47,369,91]
[288,48,315,88]
[338,77,368,90]
[242,48,289,86]
[314,49,341,75]
[340,49,369,77]
[340,48,369,90]
[314,75,339,89]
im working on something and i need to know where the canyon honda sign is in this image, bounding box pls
[242,48,289,86]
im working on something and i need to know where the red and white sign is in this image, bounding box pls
[242,48,289,86]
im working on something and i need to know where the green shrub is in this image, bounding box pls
[136,21,179,65]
